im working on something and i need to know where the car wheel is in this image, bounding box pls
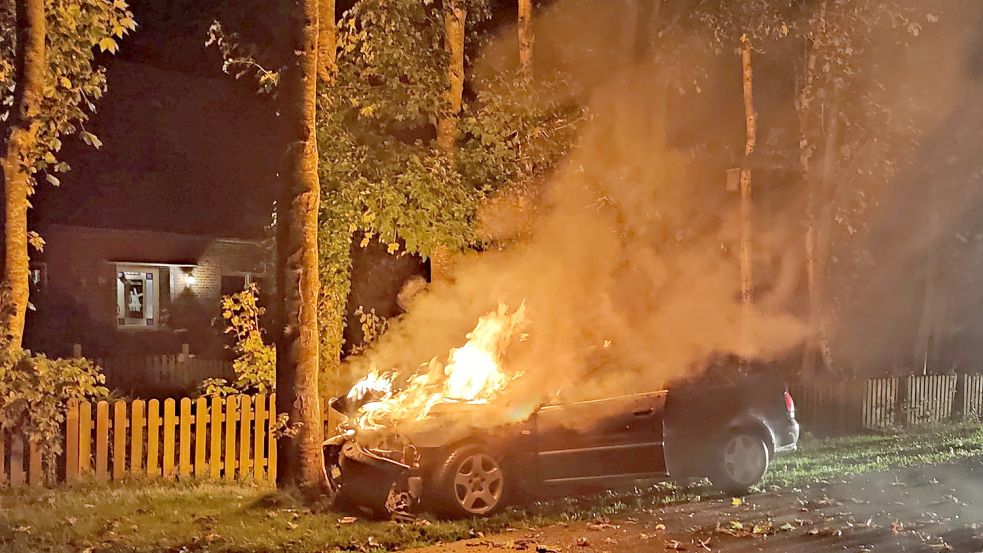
[711,432,769,495]
[432,444,507,518]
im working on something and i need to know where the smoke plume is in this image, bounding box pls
[343,0,811,429]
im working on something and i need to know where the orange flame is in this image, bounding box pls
[349,303,526,431]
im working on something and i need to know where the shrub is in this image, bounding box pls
[0,351,108,474]
[198,284,275,397]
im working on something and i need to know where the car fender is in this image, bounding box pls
[721,411,777,454]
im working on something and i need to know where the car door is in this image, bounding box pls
[533,391,667,485]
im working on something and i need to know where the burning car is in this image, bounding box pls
[324,376,799,518]
[323,305,799,518]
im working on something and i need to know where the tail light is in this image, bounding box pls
[784,390,795,416]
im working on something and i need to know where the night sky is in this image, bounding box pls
[31,0,520,239]
[32,0,283,238]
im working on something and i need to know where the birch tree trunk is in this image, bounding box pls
[1,0,45,350]
[436,0,465,155]
[798,0,829,377]
[275,0,324,493]
[431,0,466,282]
[813,103,839,373]
[738,33,756,355]
[517,0,533,75]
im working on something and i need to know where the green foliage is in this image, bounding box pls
[315,0,582,379]
[198,284,275,397]
[0,0,135,209]
[694,0,795,50]
[204,20,280,94]
[349,305,390,356]
[0,350,107,471]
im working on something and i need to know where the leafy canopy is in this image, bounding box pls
[0,0,135,221]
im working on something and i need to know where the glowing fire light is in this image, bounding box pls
[348,302,526,431]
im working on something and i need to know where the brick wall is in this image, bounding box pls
[25,225,270,358]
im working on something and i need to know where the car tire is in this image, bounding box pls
[710,431,769,496]
[431,444,508,518]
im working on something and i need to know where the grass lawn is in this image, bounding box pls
[2,424,983,552]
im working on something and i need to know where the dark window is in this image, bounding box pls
[221,275,247,296]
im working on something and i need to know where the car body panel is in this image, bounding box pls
[534,391,667,483]
[328,374,799,517]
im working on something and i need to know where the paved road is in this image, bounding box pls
[406,459,983,552]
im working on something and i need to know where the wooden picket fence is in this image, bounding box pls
[792,373,973,435]
[0,393,277,488]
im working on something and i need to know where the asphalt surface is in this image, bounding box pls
[406,459,983,552]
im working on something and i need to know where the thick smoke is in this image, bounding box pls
[343,0,810,427]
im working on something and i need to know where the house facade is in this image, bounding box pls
[26,225,271,359]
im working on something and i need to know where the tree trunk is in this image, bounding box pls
[0,0,45,350]
[517,0,533,75]
[275,0,324,493]
[317,0,336,82]
[738,33,756,355]
[812,101,839,373]
[429,245,454,283]
[436,0,466,155]
[798,0,827,377]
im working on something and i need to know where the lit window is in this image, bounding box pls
[116,265,160,328]
[29,263,47,291]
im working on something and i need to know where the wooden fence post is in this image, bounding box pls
[113,401,127,480]
[194,397,208,478]
[179,398,192,478]
[210,397,223,479]
[147,399,161,477]
[953,374,966,421]
[27,439,42,486]
[254,393,267,482]
[66,400,80,484]
[131,400,145,474]
[268,393,277,482]
[79,401,92,476]
[224,396,238,482]
[163,399,177,478]
[10,434,25,487]
[895,375,909,427]
[238,395,252,481]
[95,401,110,481]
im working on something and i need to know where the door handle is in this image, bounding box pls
[633,407,655,417]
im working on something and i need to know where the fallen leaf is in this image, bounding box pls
[576,537,590,547]
[731,497,743,507]
[587,522,619,531]
[666,539,687,551]
[338,516,358,524]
